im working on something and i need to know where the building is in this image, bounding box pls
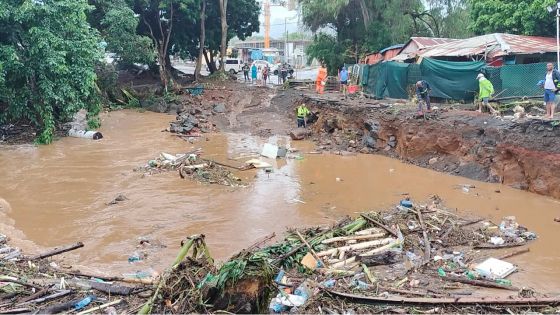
[392,33,558,66]
[363,44,404,64]
[232,39,312,67]
[392,37,459,62]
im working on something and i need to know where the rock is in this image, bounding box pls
[289,128,310,140]
[212,103,226,113]
[359,147,370,154]
[428,157,438,165]
[70,109,88,131]
[364,120,380,138]
[362,135,376,148]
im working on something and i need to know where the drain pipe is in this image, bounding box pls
[68,129,103,140]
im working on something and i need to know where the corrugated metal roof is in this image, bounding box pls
[420,33,557,59]
[380,44,404,54]
[409,37,458,49]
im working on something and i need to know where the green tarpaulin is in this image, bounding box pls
[420,58,485,100]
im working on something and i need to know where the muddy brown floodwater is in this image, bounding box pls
[1,110,560,294]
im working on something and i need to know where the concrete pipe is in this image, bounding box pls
[68,129,103,140]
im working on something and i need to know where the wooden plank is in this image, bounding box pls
[29,242,84,260]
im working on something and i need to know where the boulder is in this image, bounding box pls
[212,103,227,114]
[289,128,310,140]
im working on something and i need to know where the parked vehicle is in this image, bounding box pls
[218,58,243,74]
[251,60,272,71]
[272,63,294,76]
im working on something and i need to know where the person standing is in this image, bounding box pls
[281,63,288,84]
[262,66,269,86]
[339,66,349,98]
[316,64,328,94]
[415,80,431,114]
[242,63,250,82]
[476,73,495,113]
[296,103,311,128]
[251,63,258,84]
[544,63,560,119]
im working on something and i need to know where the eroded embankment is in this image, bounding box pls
[303,97,560,199]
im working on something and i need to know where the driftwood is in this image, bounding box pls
[17,290,71,305]
[317,238,394,257]
[475,242,528,249]
[76,299,123,315]
[296,230,325,267]
[41,297,85,314]
[18,287,50,303]
[29,242,84,260]
[361,214,398,238]
[324,288,560,305]
[354,227,384,236]
[440,276,519,291]
[415,209,431,262]
[0,308,32,314]
[67,279,135,296]
[356,250,402,266]
[377,286,443,297]
[321,233,386,245]
[498,248,530,260]
[244,232,276,252]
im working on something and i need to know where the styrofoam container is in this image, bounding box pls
[474,258,517,280]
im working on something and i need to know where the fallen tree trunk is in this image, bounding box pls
[324,289,560,305]
[29,242,84,260]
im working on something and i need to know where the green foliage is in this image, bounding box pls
[0,0,102,144]
[101,3,155,65]
[306,33,347,75]
[469,0,557,36]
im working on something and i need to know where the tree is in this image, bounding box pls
[0,0,102,144]
[468,0,556,36]
[101,3,155,66]
[306,33,346,75]
[195,0,206,80]
[219,0,228,72]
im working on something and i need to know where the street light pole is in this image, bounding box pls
[549,2,560,68]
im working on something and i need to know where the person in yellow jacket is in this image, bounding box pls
[296,103,311,128]
[477,73,494,113]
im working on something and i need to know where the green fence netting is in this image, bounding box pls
[357,59,548,101]
[420,58,485,100]
[489,62,548,98]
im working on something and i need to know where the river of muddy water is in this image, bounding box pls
[1,110,559,294]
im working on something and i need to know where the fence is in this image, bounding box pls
[348,59,550,101]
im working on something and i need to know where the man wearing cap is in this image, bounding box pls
[296,103,311,128]
[477,73,494,113]
[415,80,431,114]
[544,63,560,119]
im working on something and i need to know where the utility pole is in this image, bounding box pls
[285,17,288,63]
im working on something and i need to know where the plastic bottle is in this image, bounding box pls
[496,279,512,286]
[400,200,413,208]
[128,252,142,263]
[294,280,311,300]
[322,279,336,288]
[74,295,96,310]
[274,269,285,284]
[437,267,446,277]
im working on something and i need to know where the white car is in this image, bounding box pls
[218,58,243,74]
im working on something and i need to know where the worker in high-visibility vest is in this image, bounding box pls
[316,64,328,94]
[296,103,311,128]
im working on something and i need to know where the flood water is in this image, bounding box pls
[1,110,559,293]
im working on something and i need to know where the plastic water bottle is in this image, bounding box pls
[294,282,311,300]
[74,295,96,310]
[400,199,413,208]
[322,279,336,288]
[496,279,512,286]
[274,269,285,284]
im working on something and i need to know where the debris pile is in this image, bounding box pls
[136,149,244,187]
[140,197,555,314]
[0,240,148,314]
[168,102,216,137]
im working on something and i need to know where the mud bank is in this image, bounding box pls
[301,94,560,199]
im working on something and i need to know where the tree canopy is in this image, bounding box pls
[0,0,102,144]
[469,0,556,36]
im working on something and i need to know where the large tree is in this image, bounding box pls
[0,0,102,144]
[469,0,556,36]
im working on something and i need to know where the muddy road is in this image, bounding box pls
[1,83,560,294]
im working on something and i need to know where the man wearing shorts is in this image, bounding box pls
[339,66,349,98]
[544,63,560,119]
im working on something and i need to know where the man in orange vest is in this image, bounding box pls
[316,63,328,94]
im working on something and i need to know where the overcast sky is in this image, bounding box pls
[255,5,302,38]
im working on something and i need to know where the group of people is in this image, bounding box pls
[242,62,290,86]
[315,64,349,97]
[416,64,558,119]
